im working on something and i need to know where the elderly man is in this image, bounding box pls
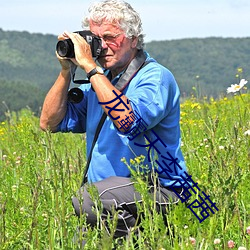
[40,0,187,241]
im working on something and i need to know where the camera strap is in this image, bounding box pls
[81,50,150,185]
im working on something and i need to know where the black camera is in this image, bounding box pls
[56,30,102,58]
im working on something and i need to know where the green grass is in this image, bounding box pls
[0,93,249,249]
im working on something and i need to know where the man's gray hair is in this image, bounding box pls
[82,0,145,49]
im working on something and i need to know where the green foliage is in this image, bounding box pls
[0,29,60,91]
[0,79,46,121]
[0,93,249,249]
[0,29,250,119]
[145,37,250,98]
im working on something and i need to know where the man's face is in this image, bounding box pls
[89,20,138,73]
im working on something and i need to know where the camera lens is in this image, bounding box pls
[68,88,84,103]
[56,39,74,58]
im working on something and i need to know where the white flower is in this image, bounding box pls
[20,207,25,214]
[189,237,196,245]
[218,145,224,150]
[214,238,221,244]
[227,79,248,93]
[238,247,246,250]
[244,130,250,136]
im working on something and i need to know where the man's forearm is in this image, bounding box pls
[40,70,71,132]
[90,73,133,132]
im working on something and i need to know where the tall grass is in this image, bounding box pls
[0,93,249,249]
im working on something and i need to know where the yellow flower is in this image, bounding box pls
[180,111,187,116]
[191,103,201,109]
[237,67,243,73]
[135,157,141,164]
[130,159,135,165]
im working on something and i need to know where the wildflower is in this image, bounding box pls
[130,159,135,165]
[214,238,221,244]
[12,185,17,192]
[42,213,48,221]
[228,240,235,248]
[227,79,248,93]
[135,157,141,164]
[189,237,196,246]
[184,225,188,229]
[69,164,74,171]
[237,67,243,73]
[246,226,250,235]
[238,247,246,250]
[121,157,126,163]
[20,207,25,214]
[218,145,224,150]
[244,130,250,136]
[191,103,201,109]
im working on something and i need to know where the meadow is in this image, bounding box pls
[0,89,249,249]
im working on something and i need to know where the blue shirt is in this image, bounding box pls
[57,52,187,187]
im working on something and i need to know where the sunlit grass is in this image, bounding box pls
[0,93,249,249]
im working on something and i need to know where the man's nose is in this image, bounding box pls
[101,38,108,49]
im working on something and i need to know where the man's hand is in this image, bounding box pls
[62,31,96,73]
[56,33,79,71]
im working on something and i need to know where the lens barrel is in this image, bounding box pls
[56,39,75,58]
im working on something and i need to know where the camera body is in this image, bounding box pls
[56,30,102,58]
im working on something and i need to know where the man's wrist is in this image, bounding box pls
[60,68,71,79]
[87,66,104,80]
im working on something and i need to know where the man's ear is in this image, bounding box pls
[131,36,139,48]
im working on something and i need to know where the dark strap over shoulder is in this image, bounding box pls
[115,49,147,91]
[81,50,149,186]
[81,111,107,186]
